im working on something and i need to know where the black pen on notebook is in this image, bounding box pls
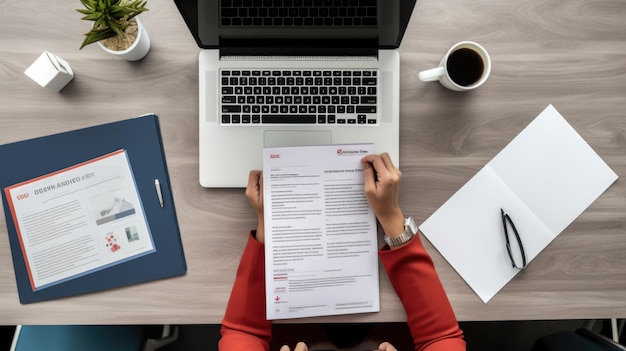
[154,179,164,208]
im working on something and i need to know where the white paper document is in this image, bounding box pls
[263,144,379,320]
[419,105,618,303]
[4,150,155,291]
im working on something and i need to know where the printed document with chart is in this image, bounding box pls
[263,144,379,319]
[3,150,155,291]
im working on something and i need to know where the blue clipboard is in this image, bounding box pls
[0,114,187,304]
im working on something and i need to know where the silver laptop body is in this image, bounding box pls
[199,50,399,187]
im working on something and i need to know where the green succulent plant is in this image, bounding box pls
[77,0,148,49]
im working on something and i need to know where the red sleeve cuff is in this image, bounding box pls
[379,236,466,351]
[219,232,272,351]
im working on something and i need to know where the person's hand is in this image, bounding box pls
[245,170,265,243]
[361,153,405,240]
[376,342,398,351]
[280,342,308,351]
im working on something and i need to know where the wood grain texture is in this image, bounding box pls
[0,0,625,324]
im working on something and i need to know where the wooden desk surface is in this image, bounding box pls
[1,0,625,324]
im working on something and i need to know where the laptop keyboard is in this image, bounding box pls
[220,0,378,27]
[220,69,378,125]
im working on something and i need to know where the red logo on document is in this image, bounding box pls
[275,296,281,302]
[270,154,280,159]
[337,149,343,156]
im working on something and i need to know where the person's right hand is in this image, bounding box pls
[246,170,265,243]
[280,342,308,351]
[361,153,405,241]
[376,342,398,351]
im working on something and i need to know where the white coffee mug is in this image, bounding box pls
[418,41,491,91]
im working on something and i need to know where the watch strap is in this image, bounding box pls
[384,217,417,248]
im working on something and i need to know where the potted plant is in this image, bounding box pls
[77,0,150,61]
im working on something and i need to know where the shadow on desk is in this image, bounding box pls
[155,323,414,351]
[156,320,614,351]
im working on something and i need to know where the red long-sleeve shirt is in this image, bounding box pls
[219,232,466,351]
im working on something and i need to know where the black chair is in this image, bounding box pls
[532,325,625,351]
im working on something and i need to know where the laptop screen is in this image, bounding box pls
[174,0,417,51]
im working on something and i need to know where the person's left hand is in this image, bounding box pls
[280,341,308,351]
[245,170,265,243]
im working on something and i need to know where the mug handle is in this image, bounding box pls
[418,67,445,82]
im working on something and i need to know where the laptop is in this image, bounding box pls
[174,0,417,187]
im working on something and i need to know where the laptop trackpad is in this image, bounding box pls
[264,130,332,147]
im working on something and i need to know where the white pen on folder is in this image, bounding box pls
[154,179,164,208]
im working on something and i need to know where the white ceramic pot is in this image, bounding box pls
[98,16,150,61]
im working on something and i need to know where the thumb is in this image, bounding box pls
[362,159,376,191]
[294,342,309,351]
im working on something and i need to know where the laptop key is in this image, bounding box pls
[362,77,377,85]
[262,115,316,123]
[222,8,238,17]
[356,106,376,113]
[360,96,376,104]
[363,18,376,26]
[222,105,242,113]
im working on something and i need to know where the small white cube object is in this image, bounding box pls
[24,51,74,92]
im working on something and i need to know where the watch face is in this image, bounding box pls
[405,217,418,235]
[384,236,392,246]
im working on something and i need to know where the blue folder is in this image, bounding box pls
[0,114,187,304]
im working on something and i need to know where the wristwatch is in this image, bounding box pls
[384,217,418,248]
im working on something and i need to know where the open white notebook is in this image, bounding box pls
[419,105,618,303]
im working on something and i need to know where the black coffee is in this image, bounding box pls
[446,48,484,87]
